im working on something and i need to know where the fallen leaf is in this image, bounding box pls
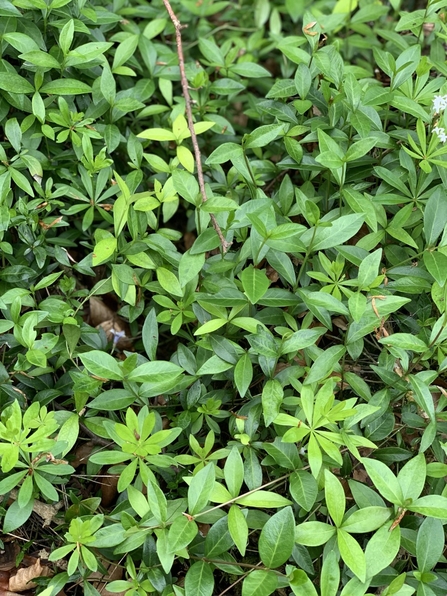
[9,559,52,592]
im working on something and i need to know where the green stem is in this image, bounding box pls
[294,225,318,289]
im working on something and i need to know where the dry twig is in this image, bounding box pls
[162,0,231,253]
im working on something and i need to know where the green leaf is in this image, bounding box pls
[280,328,327,355]
[88,389,135,411]
[242,570,278,596]
[397,453,426,502]
[416,517,444,572]
[234,353,253,398]
[409,375,435,422]
[290,471,317,512]
[340,506,391,533]
[361,458,403,505]
[92,237,117,266]
[408,495,447,518]
[146,479,167,524]
[156,267,183,298]
[306,214,364,251]
[345,137,377,162]
[127,360,183,383]
[20,50,60,69]
[320,550,340,596]
[262,380,283,427]
[126,484,150,518]
[378,333,428,353]
[259,506,295,568]
[230,63,271,78]
[337,529,366,582]
[40,79,92,95]
[424,188,447,246]
[3,498,34,532]
[224,447,244,497]
[245,124,286,149]
[289,569,319,596]
[0,73,34,94]
[137,128,176,141]
[364,523,401,579]
[324,470,345,527]
[228,505,248,556]
[190,228,221,254]
[423,251,447,287]
[205,142,243,165]
[188,463,216,515]
[167,515,198,553]
[236,491,292,508]
[179,250,205,287]
[142,308,158,361]
[305,345,345,385]
[204,516,234,557]
[239,265,270,304]
[80,351,123,381]
[295,521,337,546]
[184,561,214,596]
[357,248,382,289]
[172,170,199,205]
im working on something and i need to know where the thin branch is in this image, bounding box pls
[191,472,292,519]
[162,0,231,253]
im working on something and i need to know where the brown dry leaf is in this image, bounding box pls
[89,297,115,326]
[266,266,279,283]
[9,559,52,592]
[332,317,348,331]
[100,474,120,507]
[183,232,196,250]
[71,441,96,468]
[352,467,369,484]
[89,298,132,351]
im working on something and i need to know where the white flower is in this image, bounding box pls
[433,126,447,142]
[433,95,447,113]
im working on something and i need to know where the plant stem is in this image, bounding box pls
[162,0,231,253]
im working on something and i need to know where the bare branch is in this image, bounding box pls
[162,0,231,253]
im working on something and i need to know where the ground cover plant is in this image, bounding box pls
[1,0,447,594]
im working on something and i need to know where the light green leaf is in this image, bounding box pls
[224,447,244,497]
[295,521,336,546]
[408,495,447,518]
[362,458,403,505]
[80,351,123,381]
[397,453,426,502]
[337,529,366,582]
[228,505,248,556]
[92,237,117,266]
[236,491,292,508]
[167,515,198,553]
[324,470,345,527]
[320,550,340,596]
[364,523,401,579]
[239,265,270,304]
